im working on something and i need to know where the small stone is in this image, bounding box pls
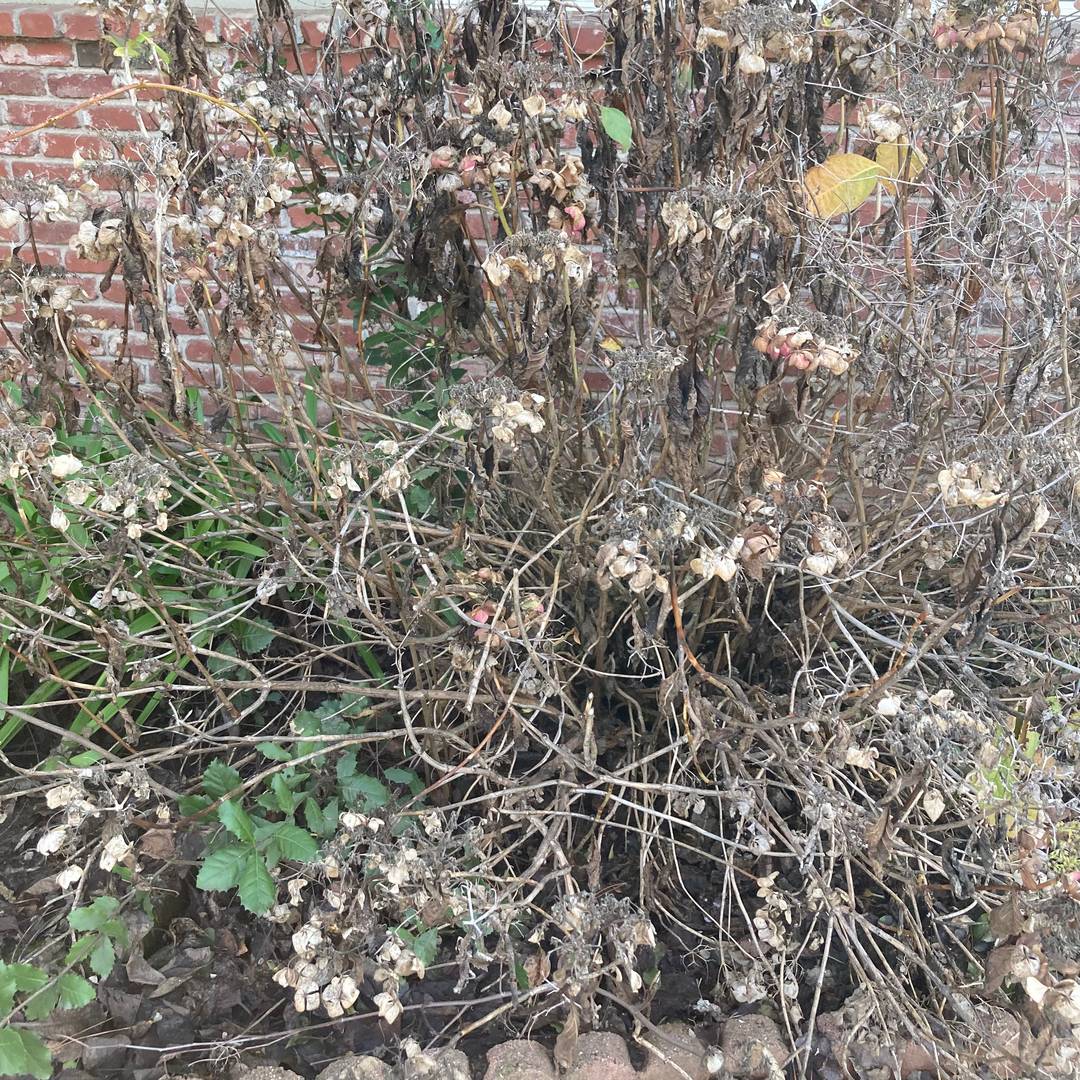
[484,1040,556,1080]
[564,1032,636,1080]
[639,1022,711,1079]
[720,1015,788,1078]
[235,1068,305,1080]
[316,1056,390,1080]
[401,1048,471,1079]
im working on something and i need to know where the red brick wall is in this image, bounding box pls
[0,5,1077,401]
[0,5,613,401]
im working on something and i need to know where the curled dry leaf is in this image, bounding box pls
[922,789,946,822]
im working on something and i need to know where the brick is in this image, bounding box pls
[80,104,156,131]
[0,40,73,66]
[6,100,80,129]
[48,72,118,98]
[0,69,47,96]
[30,220,76,245]
[63,11,104,39]
[183,338,218,363]
[300,18,330,46]
[219,16,254,44]
[18,11,57,37]
[0,10,14,36]
[16,244,61,266]
[39,131,113,158]
[10,160,72,181]
[65,252,116,275]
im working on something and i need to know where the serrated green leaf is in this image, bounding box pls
[196,847,245,891]
[202,760,242,799]
[99,920,128,946]
[177,794,211,817]
[411,928,439,967]
[600,106,633,150]
[56,973,95,1010]
[237,853,275,914]
[64,936,97,967]
[340,772,389,809]
[7,964,48,994]
[0,1028,29,1077]
[0,968,14,1015]
[303,797,324,836]
[22,984,59,1022]
[271,774,295,815]
[385,767,424,796]
[20,1030,51,1079]
[217,800,255,844]
[256,742,293,762]
[273,824,319,862]
[238,618,275,656]
[0,1027,52,1079]
[68,896,118,933]
[89,935,115,978]
[336,751,357,779]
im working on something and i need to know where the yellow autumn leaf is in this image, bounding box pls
[875,141,928,194]
[599,336,622,353]
[803,153,884,219]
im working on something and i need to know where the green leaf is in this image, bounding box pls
[202,760,242,799]
[0,1028,52,1079]
[196,847,246,891]
[99,920,128,946]
[238,618,275,656]
[90,935,115,978]
[7,965,48,994]
[271,774,295,815]
[22,985,59,1022]
[303,797,325,837]
[337,751,357,780]
[273,824,319,862]
[256,742,293,762]
[340,773,389,810]
[217,800,255,844]
[56,973,95,1010]
[385,767,424,796]
[600,106,633,150]
[68,749,103,767]
[68,897,118,933]
[177,794,211,817]
[237,852,275,914]
[412,928,439,967]
[64,936,97,967]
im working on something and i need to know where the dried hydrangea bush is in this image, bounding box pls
[0,0,1079,1075]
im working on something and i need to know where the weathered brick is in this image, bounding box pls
[62,11,104,40]
[300,17,330,46]
[0,69,47,96]
[0,39,72,66]
[39,131,113,158]
[5,99,77,128]
[18,10,56,37]
[48,72,117,98]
